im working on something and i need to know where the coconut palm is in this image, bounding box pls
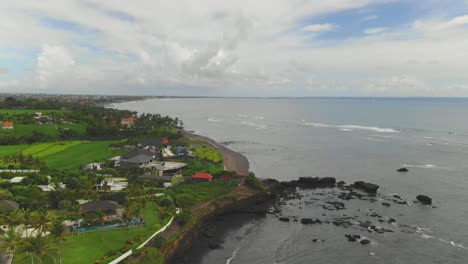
[0,226,24,263]
[47,218,66,264]
[22,235,57,264]
[32,210,49,236]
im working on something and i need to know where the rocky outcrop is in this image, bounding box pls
[397,168,409,172]
[416,195,432,205]
[296,177,336,188]
[353,181,380,194]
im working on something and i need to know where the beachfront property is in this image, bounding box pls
[118,148,158,168]
[83,162,102,170]
[38,182,66,192]
[80,200,122,220]
[192,172,213,182]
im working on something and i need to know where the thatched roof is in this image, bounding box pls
[0,200,20,212]
[80,200,120,213]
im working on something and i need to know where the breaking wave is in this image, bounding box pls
[208,117,222,122]
[402,164,448,170]
[416,227,467,249]
[303,122,399,133]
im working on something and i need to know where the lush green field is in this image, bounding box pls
[0,144,29,156]
[0,141,124,170]
[14,202,170,264]
[12,124,58,138]
[193,147,222,163]
[44,141,124,170]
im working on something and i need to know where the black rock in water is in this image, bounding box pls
[360,239,371,245]
[397,168,409,172]
[297,177,336,188]
[353,181,380,194]
[279,217,290,222]
[416,195,432,205]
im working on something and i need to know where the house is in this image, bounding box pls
[37,182,66,192]
[119,148,157,168]
[0,199,20,213]
[138,138,163,149]
[79,200,121,219]
[83,162,102,170]
[2,121,14,129]
[153,161,187,176]
[192,172,213,182]
[95,178,128,191]
[10,177,25,184]
[121,117,135,127]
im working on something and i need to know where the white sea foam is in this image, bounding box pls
[241,121,267,130]
[237,114,248,117]
[416,227,468,249]
[340,128,353,132]
[402,164,447,170]
[303,122,398,133]
[208,117,222,122]
[255,116,264,120]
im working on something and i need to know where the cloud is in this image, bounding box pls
[303,23,336,33]
[36,44,75,88]
[0,1,467,96]
[364,27,387,34]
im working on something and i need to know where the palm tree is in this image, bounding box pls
[4,209,24,227]
[0,226,24,263]
[23,209,34,237]
[32,210,49,236]
[22,235,57,264]
[94,210,106,241]
[47,218,66,264]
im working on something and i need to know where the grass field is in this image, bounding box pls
[0,123,88,139]
[172,180,239,205]
[14,202,170,264]
[0,141,124,170]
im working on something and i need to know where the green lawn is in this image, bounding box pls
[11,124,58,138]
[58,123,87,135]
[172,180,239,205]
[14,202,170,264]
[0,140,124,170]
[0,144,29,156]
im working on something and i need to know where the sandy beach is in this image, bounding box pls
[183,131,250,175]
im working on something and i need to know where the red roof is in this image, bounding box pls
[192,172,213,180]
[2,121,13,128]
[121,117,135,124]
[162,138,169,145]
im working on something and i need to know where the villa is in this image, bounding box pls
[118,148,158,168]
[120,117,135,127]
[80,200,122,220]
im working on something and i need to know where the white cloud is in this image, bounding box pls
[36,44,75,88]
[0,1,467,96]
[303,23,336,33]
[364,27,387,34]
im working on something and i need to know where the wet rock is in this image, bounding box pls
[296,177,336,188]
[312,239,318,243]
[416,195,432,205]
[388,218,396,224]
[345,234,357,242]
[382,202,391,207]
[279,217,290,222]
[397,168,409,172]
[301,218,322,225]
[360,239,371,245]
[353,235,361,239]
[353,181,380,194]
[208,240,222,249]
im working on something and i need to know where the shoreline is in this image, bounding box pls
[183,131,250,175]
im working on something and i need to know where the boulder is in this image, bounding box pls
[360,239,371,245]
[353,181,380,194]
[397,168,409,172]
[279,217,290,222]
[301,218,321,225]
[297,177,336,188]
[416,195,432,205]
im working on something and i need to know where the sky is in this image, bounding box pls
[1,0,468,97]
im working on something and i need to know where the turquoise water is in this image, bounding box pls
[72,223,124,233]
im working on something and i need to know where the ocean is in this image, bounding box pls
[113,97,468,264]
